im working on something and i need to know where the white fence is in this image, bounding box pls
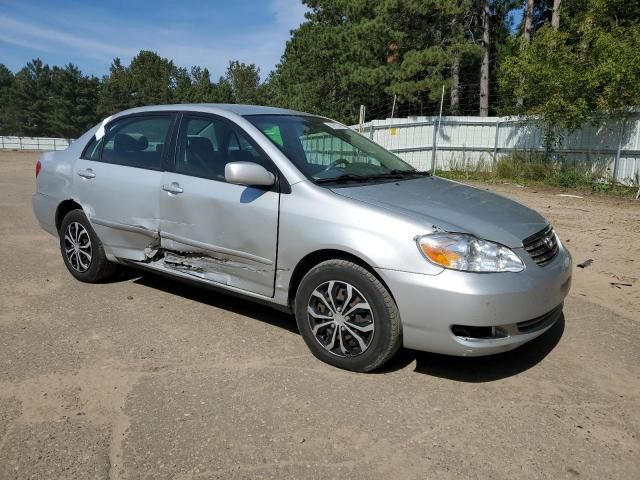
[0,136,73,151]
[359,114,640,185]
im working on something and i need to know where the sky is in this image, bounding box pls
[0,0,308,80]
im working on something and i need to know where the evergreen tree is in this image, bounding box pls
[98,58,133,117]
[127,50,176,106]
[10,59,52,136]
[226,61,261,104]
[47,64,100,138]
[0,64,15,135]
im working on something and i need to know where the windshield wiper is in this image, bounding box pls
[379,169,431,177]
[315,174,377,184]
[314,170,430,184]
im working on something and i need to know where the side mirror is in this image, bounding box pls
[225,161,276,187]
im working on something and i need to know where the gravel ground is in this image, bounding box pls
[1,151,638,480]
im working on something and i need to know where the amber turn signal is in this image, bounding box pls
[419,243,461,268]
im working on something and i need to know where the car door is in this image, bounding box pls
[74,113,175,261]
[159,113,280,297]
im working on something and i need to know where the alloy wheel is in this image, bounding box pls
[63,222,92,272]
[307,280,375,357]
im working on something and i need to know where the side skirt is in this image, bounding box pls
[119,258,293,314]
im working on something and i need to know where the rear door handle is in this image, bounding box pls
[77,168,95,179]
[162,182,184,194]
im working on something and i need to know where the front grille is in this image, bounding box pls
[523,225,559,266]
[516,305,563,333]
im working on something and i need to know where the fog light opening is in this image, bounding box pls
[451,325,508,340]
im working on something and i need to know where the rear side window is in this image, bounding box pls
[101,116,172,170]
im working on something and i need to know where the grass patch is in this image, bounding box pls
[436,151,639,198]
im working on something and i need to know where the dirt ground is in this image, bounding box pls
[1,151,638,480]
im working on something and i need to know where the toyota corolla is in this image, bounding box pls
[32,104,572,372]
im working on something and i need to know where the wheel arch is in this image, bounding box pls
[55,199,83,232]
[287,249,396,309]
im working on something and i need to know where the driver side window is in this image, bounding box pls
[175,115,271,181]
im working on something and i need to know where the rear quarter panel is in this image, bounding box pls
[38,127,98,197]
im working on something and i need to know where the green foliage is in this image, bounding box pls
[0,52,256,137]
[0,0,638,139]
[0,64,16,134]
[499,0,640,142]
[440,150,637,197]
[265,5,385,123]
[226,61,261,104]
[267,0,528,121]
[47,64,101,138]
[10,59,52,136]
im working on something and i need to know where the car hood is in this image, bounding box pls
[330,176,548,248]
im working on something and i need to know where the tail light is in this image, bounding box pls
[35,160,42,177]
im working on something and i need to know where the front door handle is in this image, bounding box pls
[77,168,96,179]
[162,182,184,194]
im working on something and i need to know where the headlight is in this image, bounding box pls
[416,233,525,273]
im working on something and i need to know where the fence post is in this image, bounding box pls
[612,119,626,183]
[19,137,22,150]
[431,85,445,175]
[493,119,500,164]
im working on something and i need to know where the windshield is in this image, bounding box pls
[244,114,420,183]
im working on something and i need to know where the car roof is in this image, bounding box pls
[112,103,313,118]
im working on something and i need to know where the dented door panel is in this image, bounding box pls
[74,159,162,261]
[159,173,279,296]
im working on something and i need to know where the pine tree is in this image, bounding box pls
[0,64,15,135]
[10,59,52,136]
[47,64,100,138]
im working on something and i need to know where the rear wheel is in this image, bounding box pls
[59,209,116,282]
[294,259,402,372]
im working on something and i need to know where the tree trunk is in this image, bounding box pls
[551,0,561,29]
[517,0,535,109]
[523,0,534,42]
[450,55,460,115]
[479,0,490,117]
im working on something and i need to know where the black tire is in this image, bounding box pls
[58,209,116,283]
[294,259,402,372]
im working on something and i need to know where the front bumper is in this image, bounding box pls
[377,245,572,356]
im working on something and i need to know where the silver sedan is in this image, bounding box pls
[32,104,572,372]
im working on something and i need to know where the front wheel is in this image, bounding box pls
[59,209,116,283]
[294,259,402,372]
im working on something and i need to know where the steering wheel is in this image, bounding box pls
[321,158,349,173]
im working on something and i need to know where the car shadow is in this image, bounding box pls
[379,314,565,382]
[121,267,565,381]
[130,270,299,334]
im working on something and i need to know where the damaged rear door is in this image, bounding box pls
[158,113,280,297]
[74,113,175,260]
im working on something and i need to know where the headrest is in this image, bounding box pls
[228,149,255,163]
[114,133,148,153]
[187,136,214,152]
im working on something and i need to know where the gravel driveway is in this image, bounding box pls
[1,152,638,479]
